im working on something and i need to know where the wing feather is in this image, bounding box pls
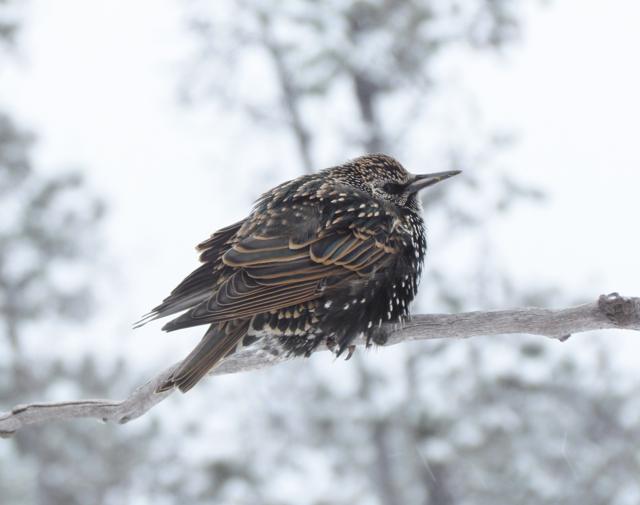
[160,193,404,332]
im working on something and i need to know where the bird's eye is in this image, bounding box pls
[382,182,403,194]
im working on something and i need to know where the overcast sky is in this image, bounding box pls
[2,0,638,375]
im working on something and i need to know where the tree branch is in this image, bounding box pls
[1,293,638,438]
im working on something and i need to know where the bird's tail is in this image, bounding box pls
[158,319,250,393]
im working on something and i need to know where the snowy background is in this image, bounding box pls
[1,1,639,504]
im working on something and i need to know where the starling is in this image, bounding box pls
[136,154,460,392]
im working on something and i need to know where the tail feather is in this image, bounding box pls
[158,319,250,393]
[133,263,217,329]
[133,289,211,329]
[134,220,244,329]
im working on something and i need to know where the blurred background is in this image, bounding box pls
[1,0,639,503]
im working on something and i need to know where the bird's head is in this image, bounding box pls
[330,153,460,210]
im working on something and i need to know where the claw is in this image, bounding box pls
[345,344,356,361]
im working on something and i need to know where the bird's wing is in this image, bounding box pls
[161,208,402,331]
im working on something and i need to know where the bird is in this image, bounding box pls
[136,154,460,393]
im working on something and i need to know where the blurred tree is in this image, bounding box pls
[0,0,20,50]
[182,0,523,168]
[0,12,163,505]
[0,110,162,505]
[172,1,640,504]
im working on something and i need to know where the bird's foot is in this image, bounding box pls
[344,344,356,361]
[367,326,390,347]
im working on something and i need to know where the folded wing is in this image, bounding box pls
[161,215,400,332]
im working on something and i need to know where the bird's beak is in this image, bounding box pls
[405,170,461,194]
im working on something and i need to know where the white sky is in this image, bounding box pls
[1,0,638,376]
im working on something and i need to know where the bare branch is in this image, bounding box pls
[1,293,638,438]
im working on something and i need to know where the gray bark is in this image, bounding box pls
[1,293,638,438]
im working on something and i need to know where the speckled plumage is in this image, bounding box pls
[137,154,460,392]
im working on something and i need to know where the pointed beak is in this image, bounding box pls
[405,170,461,194]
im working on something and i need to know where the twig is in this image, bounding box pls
[1,293,638,438]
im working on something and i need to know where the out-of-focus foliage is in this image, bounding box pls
[183,0,525,159]
[214,340,640,505]
[0,0,21,49]
[0,19,166,505]
[0,114,104,339]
